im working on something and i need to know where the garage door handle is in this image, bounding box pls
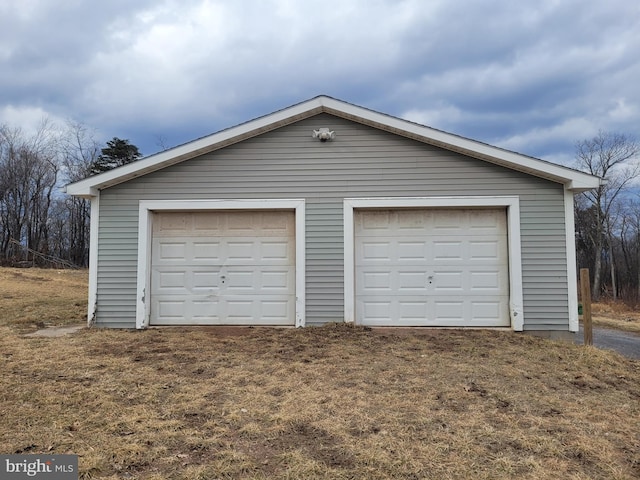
[428,275,434,284]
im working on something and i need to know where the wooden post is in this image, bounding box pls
[580,268,593,346]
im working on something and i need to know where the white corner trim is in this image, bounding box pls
[136,202,152,329]
[343,201,355,323]
[343,196,524,330]
[135,199,306,329]
[565,189,579,332]
[505,199,524,331]
[87,194,100,326]
[294,204,306,328]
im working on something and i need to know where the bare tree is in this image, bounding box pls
[0,119,136,268]
[153,133,170,152]
[0,121,60,264]
[575,131,640,301]
[618,201,640,300]
[55,121,98,266]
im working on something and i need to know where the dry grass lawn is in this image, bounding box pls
[0,267,88,331]
[591,301,640,334]
[1,268,639,479]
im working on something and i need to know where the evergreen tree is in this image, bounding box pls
[90,137,142,175]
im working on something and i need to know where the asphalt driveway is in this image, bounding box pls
[575,326,640,360]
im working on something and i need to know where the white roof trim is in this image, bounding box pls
[65,95,602,197]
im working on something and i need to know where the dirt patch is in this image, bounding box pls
[24,325,85,337]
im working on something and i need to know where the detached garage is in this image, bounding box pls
[66,95,601,337]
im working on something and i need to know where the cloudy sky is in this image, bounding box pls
[1,0,639,165]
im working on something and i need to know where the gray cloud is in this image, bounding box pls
[1,0,638,164]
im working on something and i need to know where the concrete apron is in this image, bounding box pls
[24,325,85,338]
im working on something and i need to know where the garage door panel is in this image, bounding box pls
[154,298,223,324]
[398,301,429,320]
[152,295,293,326]
[224,296,294,325]
[155,270,188,290]
[433,300,464,320]
[360,242,392,262]
[152,267,221,293]
[360,300,392,322]
[158,242,187,261]
[398,271,430,292]
[468,210,504,231]
[225,299,254,320]
[358,241,423,264]
[360,211,392,231]
[361,271,392,291]
[358,297,433,326]
[191,299,220,321]
[470,301,504,321]
[468,240,501,260]
[261,241,292,261]
[224,270,254,290]
[357,296,508,326]
[355,208,509,327]
[261,270,293,290]
[432,271,464,291]
[432,241,463,260]
[155,238,294,266]
[160,211,294,234]
[256,239,295,264]
[397,242,428,260]
[223,239,294,265]
[261,299,294,322]
[192,213,222,232]
[192,242,221,261]
[226,241,255,261]
[469,270,503,291]
[223,266,293,293]
[359,266,431,293]
[158,213,190,232]
[357,236,507,265]
[151,211,295,326]
[433,215,465,233]
[192,271,220,291]
[360,266,506,295]
[396,209,431,230]
[156,300,185,318]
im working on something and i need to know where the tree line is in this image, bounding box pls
[1,121,639,303]
[574,131,640,303]
[0,120,140,268]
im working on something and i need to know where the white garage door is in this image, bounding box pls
[150,210,295,325]
[355,208,509,327]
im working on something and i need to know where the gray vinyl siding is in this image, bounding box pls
[306,201,344,323]
[95,113,569,330]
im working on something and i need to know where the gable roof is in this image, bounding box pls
[65,95,602,197]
